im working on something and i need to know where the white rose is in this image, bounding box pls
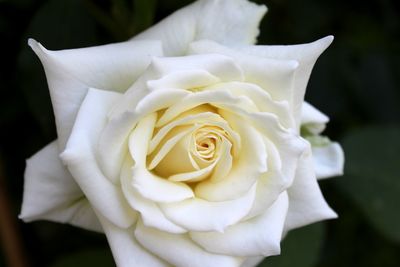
[20,0,344,267]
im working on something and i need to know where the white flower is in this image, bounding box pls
[20,0,344,266]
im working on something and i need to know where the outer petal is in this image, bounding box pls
[190,192,288,257]
[61,88,137,229]
[96,213,168,267]
[312,142,344,179]
[237,36,334,127]
[135,220,243,267]
[121,159,187,234]
[29,39,163,148]
[284,144,337,232]
[133,0,267,56]
[300,102,344,179]
[20,141,102,232]
[148,54,244,84]
[160,184,257,232]
[301,102,329,135]
[189,40,299,110]
[240,257,264,267]
[99,89,190,183]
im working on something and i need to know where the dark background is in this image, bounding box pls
[0,0,399,266]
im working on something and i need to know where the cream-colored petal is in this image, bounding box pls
[135,220,244,267]
[128,113,157,166]
[133,0,267,56]
[312,142,344,179]
[168,160,217,183]
[190,192,288,257]
[284,145,337,232]
[98,89,189,183]
[209,139,233,182]
[149,54,244,83]
[240,257,264,267]
[29,39,162,148]
[148,125,198,171]
[147,70,219,91]
[237,36,334,127]
[195,112,267,201]
[131,165,194,203]
[149,112,223,154]
[205,82,294,128]
[61,88,136,229]
[20,141,102,232]
[96,213,168,267]
[243,171,286,220]
[157,89,256,127]
[160,183,257,232]
[301,102,329,135]
[189,40,298,108]
[120,158,186,234]
[239,111,307,188]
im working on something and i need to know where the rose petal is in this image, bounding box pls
[237,36,334,127]
[157,89,257,128]
[61,88,137,229]
[99,89,189,183]
[168,160,217,182]
[147,69,220,91]
[148,125,198,173]
[133,0,267,56]
[195,111,267,201]
[149,111,223,154]
[205,82,294,128]
[239,111,307,187]
[209,139,233,182]
[243,171,286,220]
[127,112,195,201]
[131,166,194,203]
[135,219,244,267]
[160,183,257,232]
[120,158,187,234]
[97,213,168,267]
[301,102,329,135]
[312,142,344,179]
[128,112,157,166]
[188,40,299,108]
[29,39,162,148]
[240,257,264,267]
[20,141,102,232]
[149,54,244,83]
[190,192,288,257]
[284,145,337,232]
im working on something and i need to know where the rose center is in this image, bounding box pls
[191,126,228,163]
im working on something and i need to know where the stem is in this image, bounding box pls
[0,158,30,267]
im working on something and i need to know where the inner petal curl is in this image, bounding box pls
[145,107,239,185]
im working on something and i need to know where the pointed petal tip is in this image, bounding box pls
[317,35,334,50]
[328,208,339,220]
[27,38,37,47]
[27,38,49,59]
[27,38,43,52]
[323,35,334,46]
[262,243,281,257]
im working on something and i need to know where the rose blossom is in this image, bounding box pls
[20,0,344,266]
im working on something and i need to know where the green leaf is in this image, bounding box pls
[50,249,115,267]
[257,223,325,267]
[336,125,400,243]
[17,0,98,139]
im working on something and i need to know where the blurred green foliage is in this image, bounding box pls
[0,0,399,266]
